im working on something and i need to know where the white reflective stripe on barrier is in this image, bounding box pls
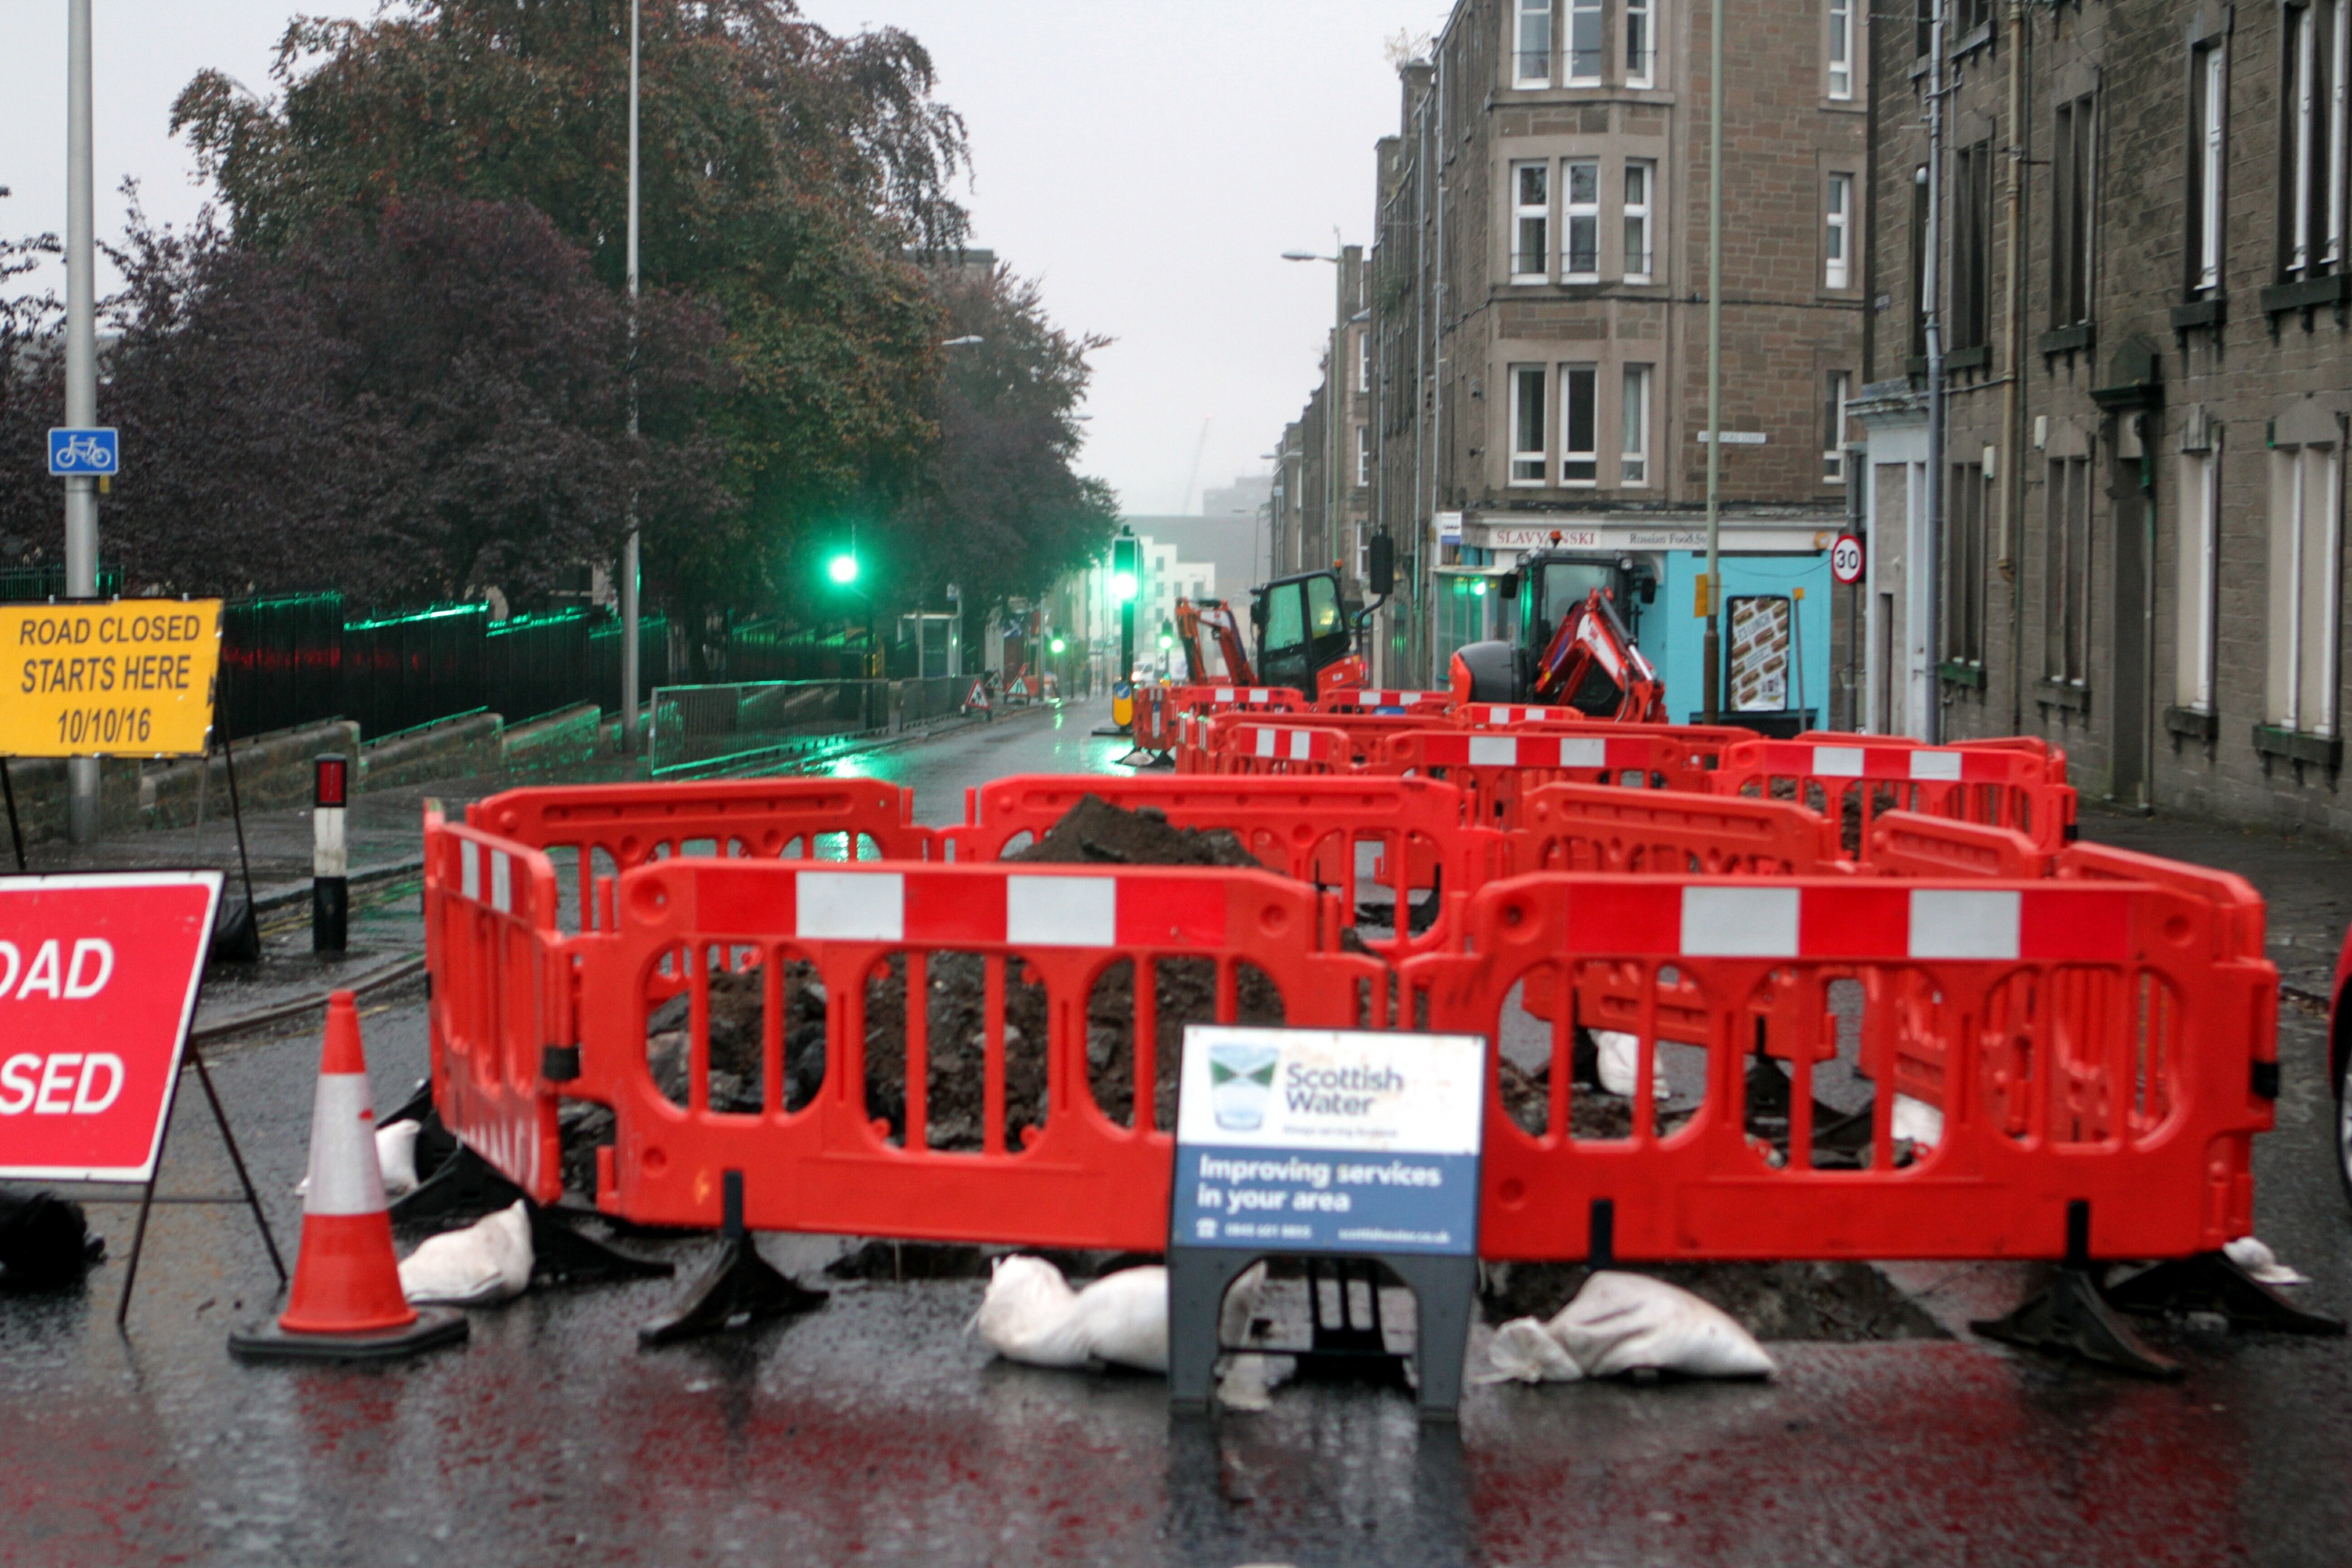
[1559,737,1607,768]
[461,838,481,900]
[1255,728,1277,758]
[1469,735,1518,767]
[799,870,906,941]
[1214,687,1237,702]
[303,1073,388,1217]
[491,850,513,914]
[1291,730,1312,761]
[1005,875,1117,947]
[1813,746,1866,777]
[1910,749,1965,781]
[1681,886,1800,956]
[1562,881,2104,961]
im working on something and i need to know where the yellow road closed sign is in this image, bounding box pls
[1,600,223,758]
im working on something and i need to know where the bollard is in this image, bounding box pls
[312,754,348,952]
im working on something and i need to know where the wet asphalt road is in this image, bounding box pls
[7,706,2352,1567]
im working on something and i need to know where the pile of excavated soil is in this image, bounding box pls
[1483,1259,1948,1343]
[1006,793,1264,867]
[1494,1053,1694,1142]
[559,795,1294,1191]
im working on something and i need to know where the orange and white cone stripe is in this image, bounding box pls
[275,992,417,1336]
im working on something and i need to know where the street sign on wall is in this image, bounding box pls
[46,427,119,477]
[1831,532,1866,584]
[1171,1024,1485,1257]
[0,599,223,757]
[0,872,222,1183]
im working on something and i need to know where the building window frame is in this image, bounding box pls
[1356,329,1370,393]
[1511,160,1551,283]
[1626,0,1657,89]
[2282,0,2349,279]
[1621,363,1652,487]
[2052,94,2097,328]
[1567,0,1604,84]
[1355,424,1372,487]
[1828,0,1853,100]
[1952,140,1993,351]
[1561,363,1598,485]
[1825,171,1853,290]
[1509,364,1549,486]
[2267,429,2344,735]
[1823,370,1850,483]
[1623,160,1656,282]
[1945,460,1988,667]
[2176,443,2220,713]
[1564,158,1601,280]
[1515,0,1553,88]
[2189,39,2228,295]
[2045,452,2094,686]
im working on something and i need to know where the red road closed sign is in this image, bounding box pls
[0,871,221,1182]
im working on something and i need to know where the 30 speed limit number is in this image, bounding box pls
[1830,534,1866,585]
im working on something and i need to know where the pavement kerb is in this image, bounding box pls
[194,952,427,1044]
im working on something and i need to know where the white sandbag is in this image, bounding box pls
[1480,1317,1584,1384]
[1592,1029,1669,1101]
[2224,1235,2311,1286]
[973,1256,1174,1372]
[1892,1095,1944,1148]
[1545,1270,1775,1379]
[398,1199,534,1305]
[973,1254,1090,1368]
[376,1120,421,1199]
[298,1119,421,1199]
[1065,1266,1170,1372]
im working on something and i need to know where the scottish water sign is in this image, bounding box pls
[47,427,118,477]
[1171,1025,1485,1257]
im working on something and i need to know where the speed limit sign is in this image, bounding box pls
[1830,533,1866,584]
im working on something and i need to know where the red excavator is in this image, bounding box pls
[1174,565,1374,701]
[1450,579,1664,722]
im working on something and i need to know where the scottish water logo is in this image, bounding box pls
[1208,1040,1280,1131]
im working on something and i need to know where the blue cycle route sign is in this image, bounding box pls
[47,428,119,477]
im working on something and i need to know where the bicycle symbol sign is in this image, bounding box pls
[47,427,120,477]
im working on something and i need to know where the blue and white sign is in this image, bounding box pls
[1172,1025,1485,1257]
[47,428,119,477]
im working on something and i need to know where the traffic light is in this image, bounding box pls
[828,552,859,585]
[1049,635,1066,655]
[1111,534,1138,603]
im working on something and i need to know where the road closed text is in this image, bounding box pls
[0,600,222,757]
[0,934,126,1118]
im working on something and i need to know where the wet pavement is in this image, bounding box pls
[7,713,2352,1566]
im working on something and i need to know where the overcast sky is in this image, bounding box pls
[0,1,1445,516]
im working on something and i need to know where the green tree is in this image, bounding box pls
[172,0,971,648]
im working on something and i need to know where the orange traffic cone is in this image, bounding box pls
[229,992,467,1362]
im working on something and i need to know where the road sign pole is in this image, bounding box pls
[619,0,642,759]
[64,0,100,841]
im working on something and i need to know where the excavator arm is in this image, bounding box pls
[1175,597,1254,685]
[1530,588,1665,722]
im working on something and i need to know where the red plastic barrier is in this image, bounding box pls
[1320,688,1455,716]
[465,778,941,931]
[949,772,1490,957]
[423,809,568,1204]
[1202,720,1360,776]
[1383,726,1733,827]
[1714,738,2076,852]
[1402,873,2274,1264]
[1508,781,1842,878]
[572,859,1388,1246]
[1865,811,2049,879]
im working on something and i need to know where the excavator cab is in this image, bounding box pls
[1251,571,1356,693]
[1451,550,1660,715]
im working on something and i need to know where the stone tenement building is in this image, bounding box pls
[1268,249,1373,614]
[1344,0,1868,695]
[1862,1,2352,835]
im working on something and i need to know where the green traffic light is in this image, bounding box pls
[828,553,859,585]
[1050,637,1067,654]
[1113,571,1137,603]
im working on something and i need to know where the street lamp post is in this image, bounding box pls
[620,0,642,756]
[64,0,100,841]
